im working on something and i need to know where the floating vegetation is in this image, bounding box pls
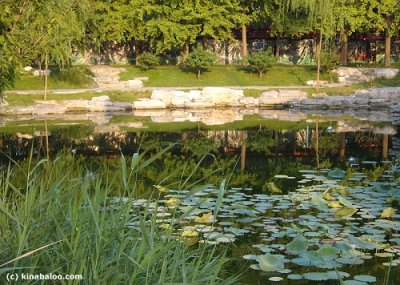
[116,163,400,283]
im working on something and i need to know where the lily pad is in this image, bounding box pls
[354,275,377,282]
[258,254,285,272]
[286,234,309,254]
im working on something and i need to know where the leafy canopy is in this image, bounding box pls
[185,47,215,79]
[247,48,276,78]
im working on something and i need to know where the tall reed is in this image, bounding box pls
[0,152,237,284]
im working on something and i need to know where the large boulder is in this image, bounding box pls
[132,99,166,109]
[258,90,307,106]
[64,100,90,111]
[151,90,187,105]
[200,87,244,106]
[125,79,143,88]
[239,97,258,107]
[32,104,67,115]
[170,96,188,108]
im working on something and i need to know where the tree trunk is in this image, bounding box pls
[339,31,348,66]
[382,134,388,160]
[240,143,246,172]
[316,32,322,91]
[338,132,346,161]
[385,32,391,67]
[135,43,140,66]
[275,38,280,58]
[224,40,230,65]
[241,24,248,65]
[45,120,49,159]
[315,121,319,169]
[259,71,263,78]
[183,40,189,62]
[197,69,201,79]
[202,38,208,50]
[44,51,48,100]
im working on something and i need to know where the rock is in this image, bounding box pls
[91,96,113,104]
[170,96,188,108]
[151,90,187,105]
[134,77,149,81]
[332,67,399,84]
[126,79,143,88]
[261,91,279,98]
[184,100,215,108]
[201,109,242,125]
[33,69,51,76]
[113,102,133,111]
[373,68,399,80]
[188,90,202,101]
[279,90,308,98]
[132,99,166,109]
[201,87,244,106]
[4,106,34,115]
[239,97,258,106]
[32,104,67,115]
[64,100,90,110]
[306,80,328,86]
[24,66,33,72]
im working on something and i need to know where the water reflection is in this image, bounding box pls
[0,119,398,195]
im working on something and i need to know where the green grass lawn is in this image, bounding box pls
[12,74,93,90]
[119,64,335,87]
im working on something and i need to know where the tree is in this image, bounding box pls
[137,52,160,70]
[285,0,339,89]
[359,0,400,67]
[247,48,276,78]
[333,0,365,66]
[0,0,89,98]
[185,47,215,79]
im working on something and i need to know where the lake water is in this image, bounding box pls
[1,110,399,284]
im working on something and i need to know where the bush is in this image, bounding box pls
[184,48,215,79]
[138,52,160,70]
[320,50,339,73]
[247,47,276,78]
[52,66,94,86]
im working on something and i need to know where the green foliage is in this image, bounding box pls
[137,52,160,70]
[52,66,94,86]
[320,50,340,73]
[247,47,276,78]
[184,48,215,79]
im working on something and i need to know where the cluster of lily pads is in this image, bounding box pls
[119,161,400,284]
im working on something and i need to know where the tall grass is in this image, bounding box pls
[0,153,237,284]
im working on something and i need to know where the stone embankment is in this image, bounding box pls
[293,87,400,110]
[133,87,307,109]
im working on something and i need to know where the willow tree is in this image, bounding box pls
[1,0,89,99]
[285,0,338,88]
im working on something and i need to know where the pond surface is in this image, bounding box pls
[1,110,399,284]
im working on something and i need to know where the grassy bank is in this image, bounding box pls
[0,154,237,284]
[119,64,335,87]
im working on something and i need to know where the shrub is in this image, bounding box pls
[320,49,340,73]
[247,47,276,78]
[185,48,215,79]
[138,52,160,70]
[52,66,94,86]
